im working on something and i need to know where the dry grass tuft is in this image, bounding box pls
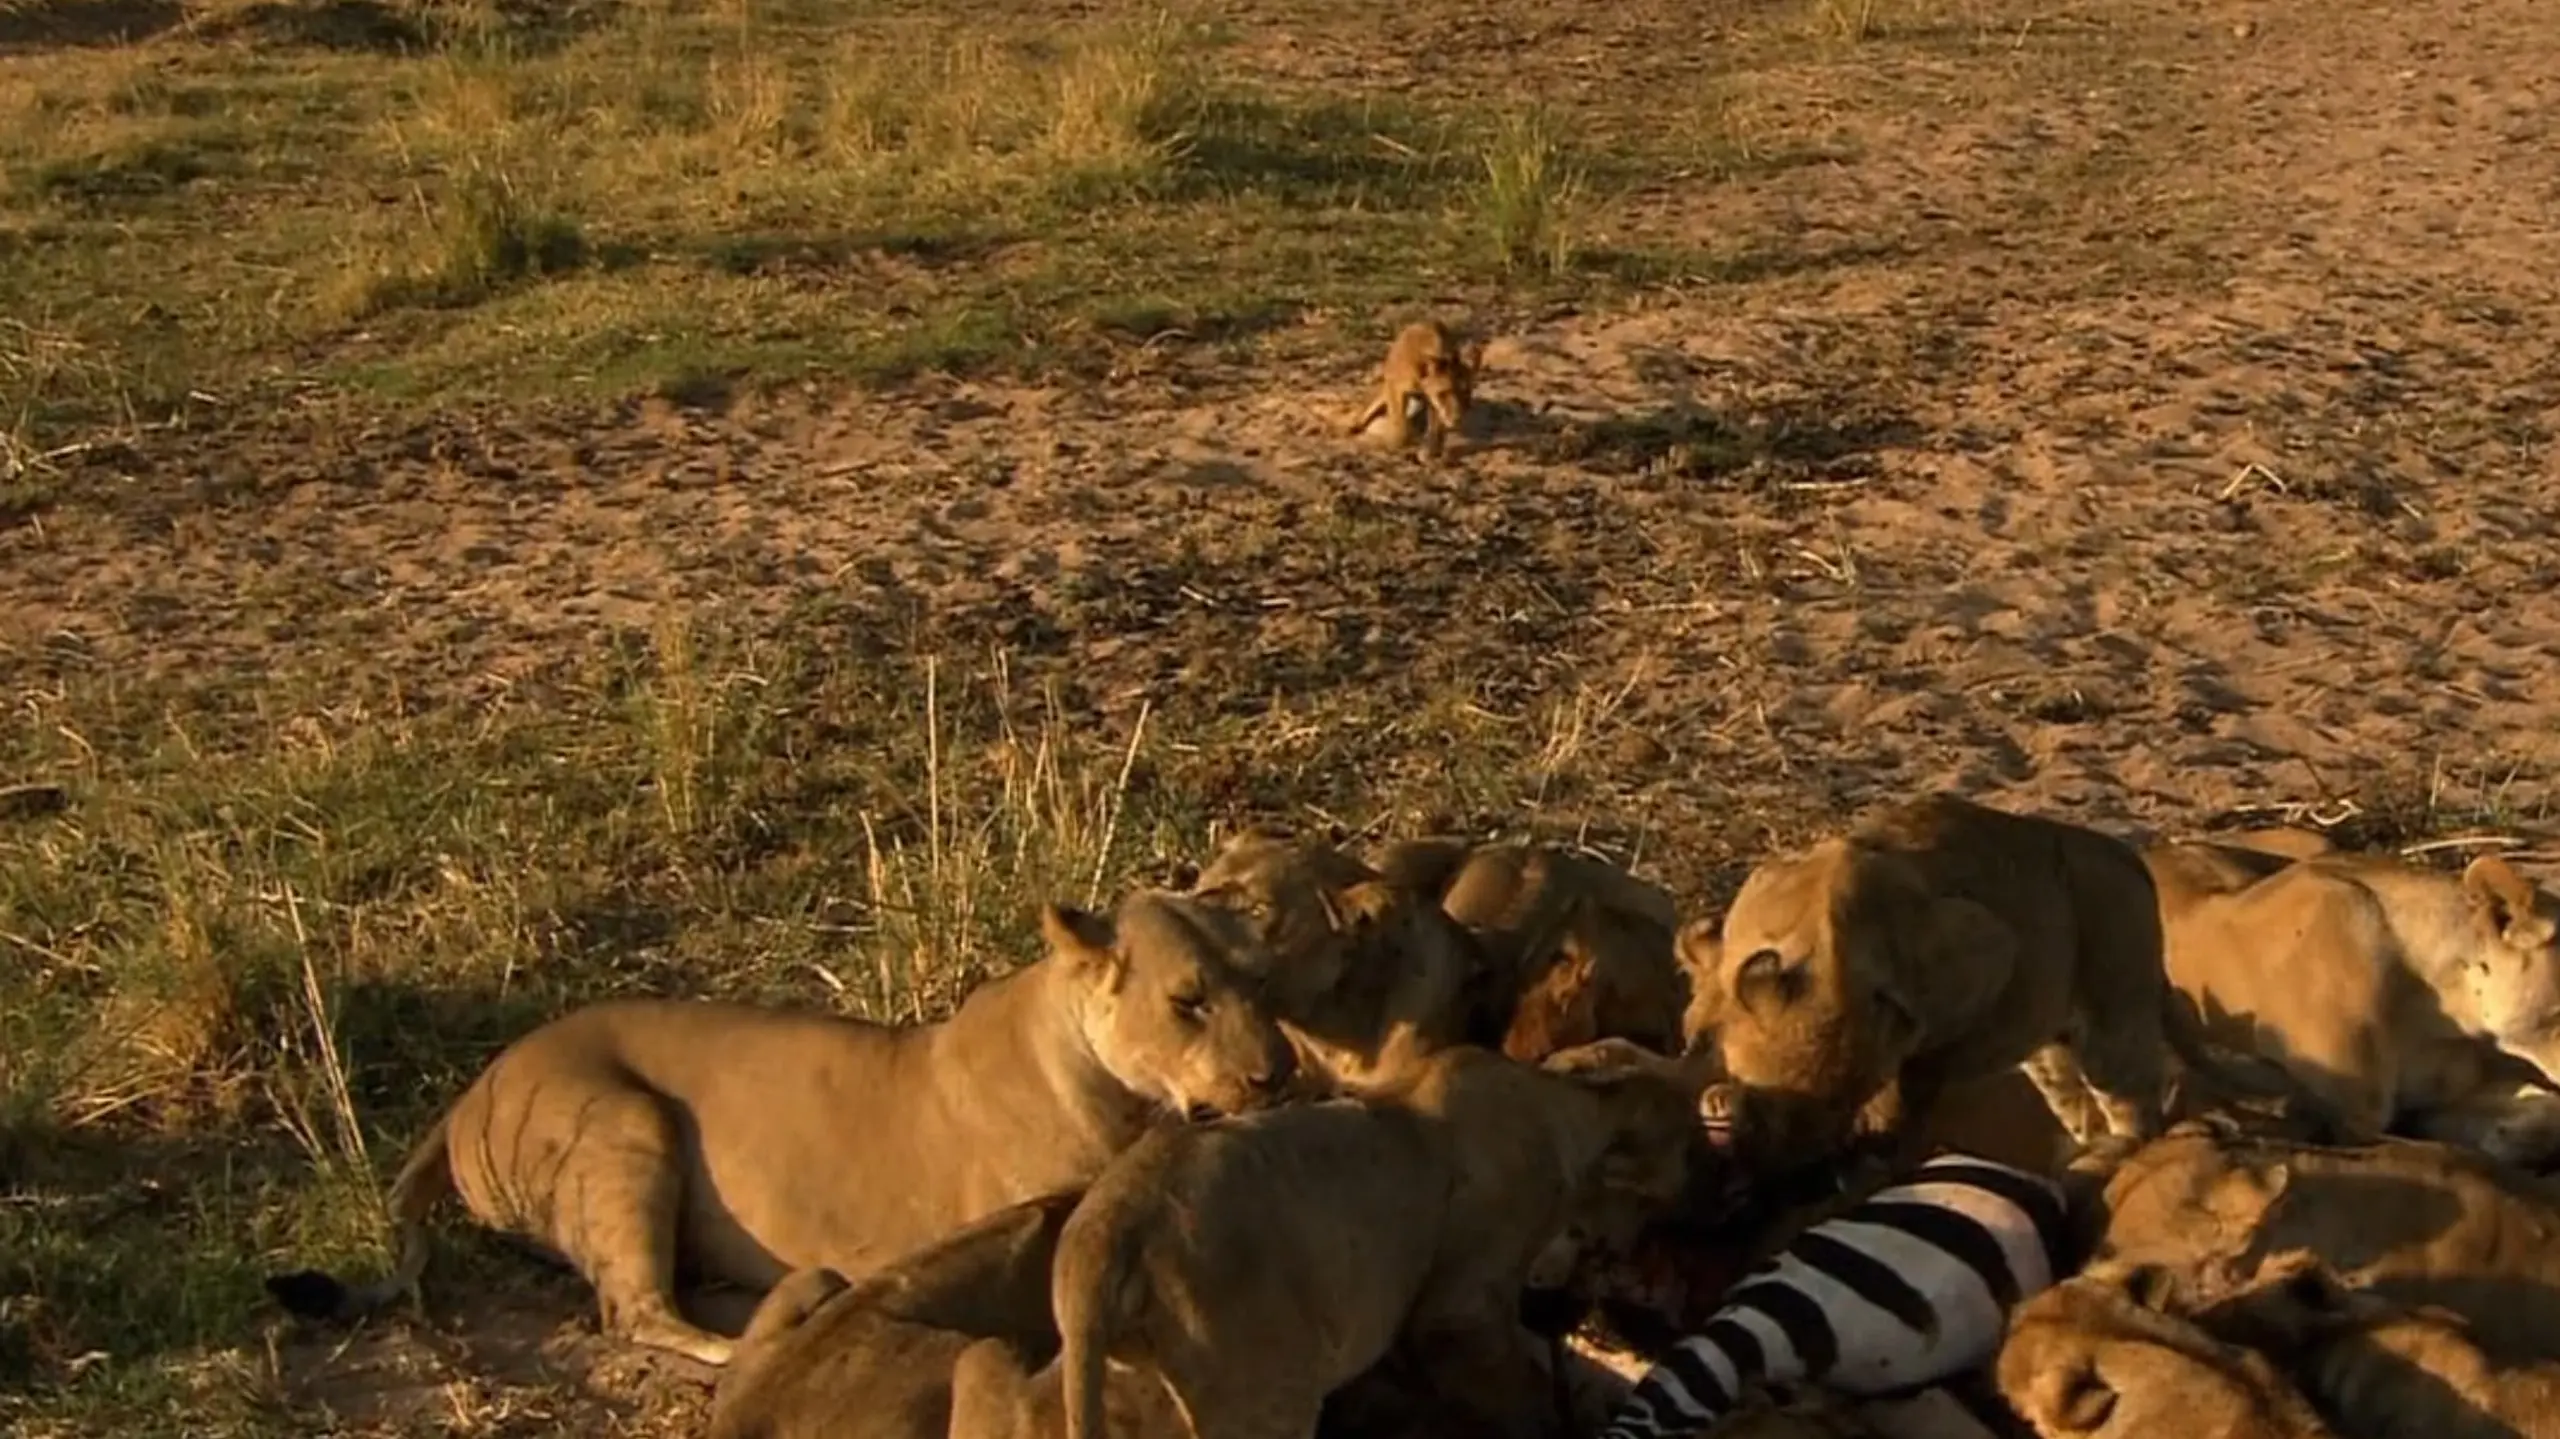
[0,318,135,495]
[0,634,1200,1423]
[1475,105,1585,277]
[1807,0,1887,42]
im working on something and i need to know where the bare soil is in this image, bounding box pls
[6,0,2558,1430]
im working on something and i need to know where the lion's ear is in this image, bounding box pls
[1872,979,1923,1052]
[1319,877,1401,936]
[2265,1253,2354,1314]
[1674,917,1723,978]
[1040,903,1125,985]
[1730,947,1806,1019]
[2120,1262,2183,1314]
[2463,854,2541,942]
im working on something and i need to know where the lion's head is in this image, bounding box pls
[1187,826,1384,1008]
[2449,855,2560,1078]
[1677,840,2011,1168]
[1185,826,1483,1079]
[1041,891,1299,1119]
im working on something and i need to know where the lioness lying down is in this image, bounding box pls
[2145,841,2560,1167]
[266,892,1300,1365]
[1046,1042,1701,1439]
[2083,1120,2560,1361]
[1685,793,2328,1171]
[1371,835,1688,1062]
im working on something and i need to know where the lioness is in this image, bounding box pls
[1372,835,1688,1062]
[1996,1261,2339,1439]
[2196,1249,2560,1439]
[708,1192,1082,1439]
[1187,826,1486,1089]
[1049,1042,1702,1439]
[265,892,1299,1365]
[1684,793,2331,1172]
[2145,844,2560,1167]
[2084,1122,2560,1360]
[2141,828,2330,928]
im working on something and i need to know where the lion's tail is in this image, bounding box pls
[1055,1205,1147,1439]
[264,1110,454,1322]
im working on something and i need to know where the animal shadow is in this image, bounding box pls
[0,0,180,52]
[1517,400,1923,486]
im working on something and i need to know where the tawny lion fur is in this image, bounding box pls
[1997,1260,2339,1439]
[706,1192,1103,1439]
[2192,1249,2560,1439]
[1370,835,1688,1063]
[1343,319,1485,462]
[264,891,1300,1365]
[1047,1042,1700,1439]
[1187,827,1486,1090]
[1683,793,2336,1173]
[949,1333,1191,1439]
[2143,839,2560,1168]
[2082,1121,2560,1362]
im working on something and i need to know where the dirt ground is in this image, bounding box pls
[5,0,2558,1431]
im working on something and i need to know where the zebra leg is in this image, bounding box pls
[1601,1329,1747,1439]
[2020,1042,2113,1148]
[2066,1012,2171,1145]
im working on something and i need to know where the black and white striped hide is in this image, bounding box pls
[1599,1151,2070,1439]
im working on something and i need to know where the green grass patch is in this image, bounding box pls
[0,608,1653,1430]
[0,0,1714,439]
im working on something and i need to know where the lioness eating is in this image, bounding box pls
[1187,826,1486,1089]
[1046,1042,1702,1439]
[1996,1260,2339,1439]
[265,892,1300,1365]
[1372,835,1688,1062]
[1683,793,2327,1172]
[2144,844,2560,1167]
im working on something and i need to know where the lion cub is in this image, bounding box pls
[1047,1043,1701,1439]
[1343,319,1485,461]
[1187,826,1488,1089]
[1685,794,2318,1174]
[708,1193,1081,1439]
[1996,1261,2340,1439]
[1372,835,1689,1063]
[2200,1250,2560,1439]
[2083,1121,2560,1361]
